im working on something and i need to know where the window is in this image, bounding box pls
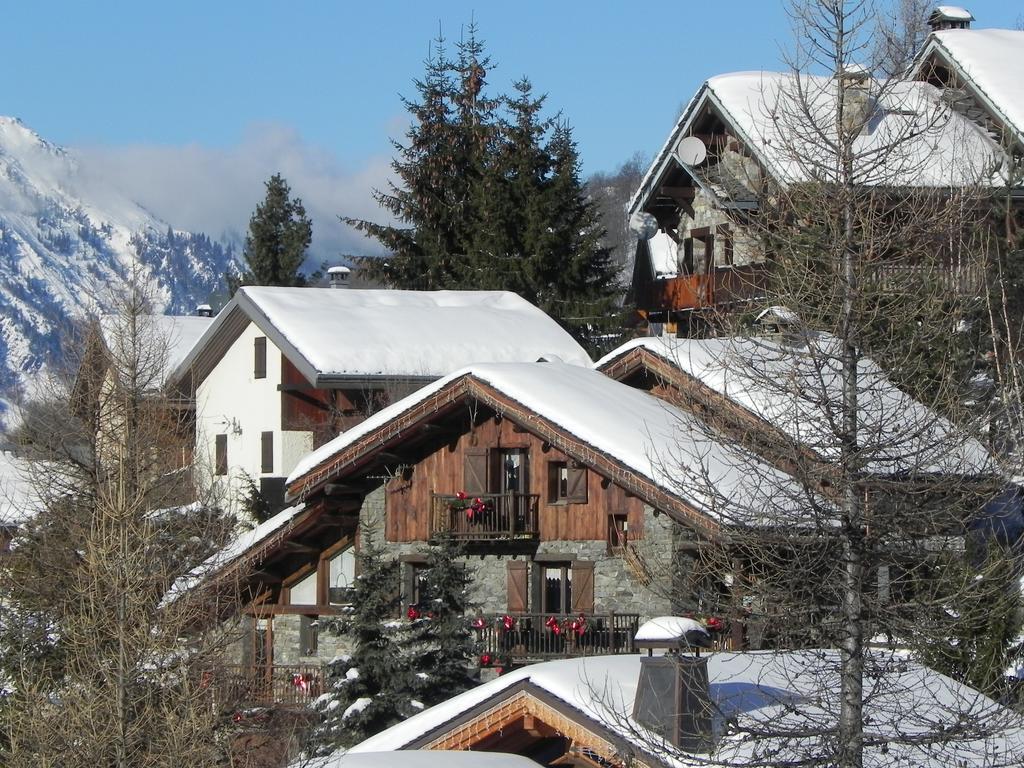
[464,447,529,495]
[300,615,318,656]
[328,547,356,605]
[261,431,273,473]
[290,569,318,605]
[215,434,227,476]
[608,514,628,553]
[497,449,528,493]
[547,461,587,504]
[254,336,267,379]
[403,561,428,609]
[541,564,572,614]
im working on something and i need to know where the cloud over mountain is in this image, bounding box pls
[74,123,396,266]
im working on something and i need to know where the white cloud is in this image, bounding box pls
[73,123,396,266]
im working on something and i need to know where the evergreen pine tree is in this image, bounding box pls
[346,27,494,289]
[345,24,622,352]
[404,531,479,707]
[227,173,312,295]
[312,530,411,750]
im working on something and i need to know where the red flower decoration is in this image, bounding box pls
[705,616,725,633]
[456,491,467,500]
[480,653,493,666]
[502,614,515,631]
[472,617,486,630]
[407,606,421,620]
[570,615,587,636]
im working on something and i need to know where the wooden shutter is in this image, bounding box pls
[261,431,273,473]
[254,336,267,379]
[566,466,588,503]
[571,561,595,614]
[507,560,528,613]
[464,448,488,494]
[215,434,227,476]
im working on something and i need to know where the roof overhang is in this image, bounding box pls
[911,37,1024,153]
[287,372,723,541]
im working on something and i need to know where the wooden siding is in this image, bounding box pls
[385,415,646,543]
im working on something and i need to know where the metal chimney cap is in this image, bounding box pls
[635,616,712,650]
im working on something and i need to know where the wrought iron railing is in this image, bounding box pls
[210,664,323,708]
[476,613,641,660]
[431,492,540,540]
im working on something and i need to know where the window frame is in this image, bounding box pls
[546,460,587,505]
[214,434,227,476]
[254,336,267,379]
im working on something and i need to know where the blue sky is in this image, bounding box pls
[5,1,1020,258]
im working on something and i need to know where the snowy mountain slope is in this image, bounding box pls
[0,117,238,397]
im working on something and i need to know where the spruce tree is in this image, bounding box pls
[405,531,479,706]
[346,28,494,289]
[228,173,312,294]
[345,24,622,352]
[312,530,411,750]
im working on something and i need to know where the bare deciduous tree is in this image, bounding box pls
[629,2,1024,766]
[0,276,239,767]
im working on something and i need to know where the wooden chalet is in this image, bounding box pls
[184,361,819,707]
[166,286,590,519]
[627,12,1013,336]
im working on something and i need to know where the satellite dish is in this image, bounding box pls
[675,135,707,166]
[629,211,659,240]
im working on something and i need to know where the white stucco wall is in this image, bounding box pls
[196,321,313,514]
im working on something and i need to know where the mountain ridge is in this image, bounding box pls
[0,116,239,403]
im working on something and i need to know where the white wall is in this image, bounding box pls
[196,321,312,516]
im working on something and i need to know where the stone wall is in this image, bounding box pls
[378,502,697,622]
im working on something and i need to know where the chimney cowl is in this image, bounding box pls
[928,6,973,31]
[328,265,351,289]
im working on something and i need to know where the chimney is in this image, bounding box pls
[195,304,213,317]
[928,6,973,32]
[328,265,351,289]
[835,65,873,136]
[632,617,714,753]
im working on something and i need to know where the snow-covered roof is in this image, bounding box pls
[289,361,816,529]
[99,313,213,386]
[918,29,1024,145]
[596,335,992,476]
[347,651,1024,766]
[306,750,539,768]
[630,70,1003,215]
[170,287,591,389]
[163,502,305,603]
[933,5,974,22]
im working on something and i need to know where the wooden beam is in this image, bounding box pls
[279,541,319,556]
[323,482,367,496]
[248,570,281,585]
[661,185,696,202]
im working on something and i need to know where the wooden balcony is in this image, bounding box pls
[431,492,540,541]
[210,664,323,709]
[477,613,641,661]
[644,265,768,314]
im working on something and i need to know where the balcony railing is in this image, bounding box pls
[477,613,641,661]
[431,492,540,541]
[210,664,323,709]
[646,265,768,314]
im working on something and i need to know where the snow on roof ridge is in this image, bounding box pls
[289,360,813,529]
